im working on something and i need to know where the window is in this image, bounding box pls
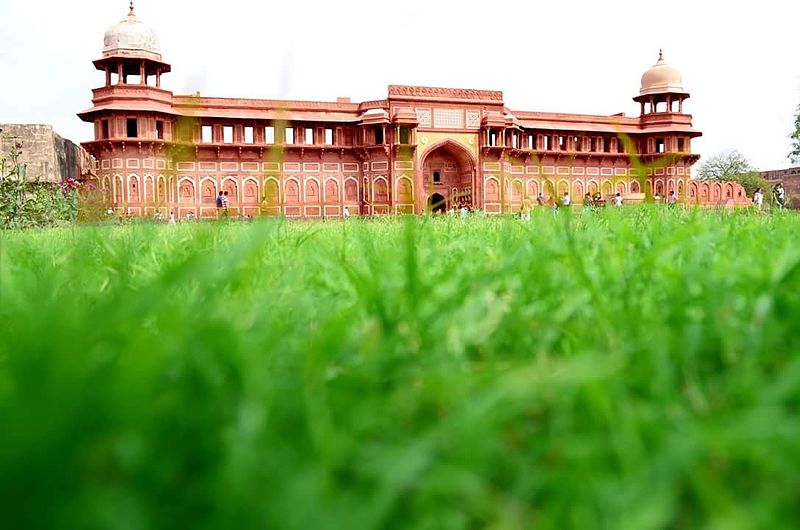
[433,171,441,183]
[512,133,519,149]
[175,119,194,142]
[101,119,110,139]
[398,127,409,145]
[588,137,596,152]
[559,136,567,150]
[265,126,275,144]
[244,126,254,144]
[344,129,353,146]
[325,128,334,145]
[285,127,294,145]
[373,126,384,145]
[527,134,535,150]
[126,118,138,138]
[489,131,497,147]
[156,120,164,140]
[202,125,213,143]
[305,127,314,145]
[573,136,580,151]
[543,135,551,150]
[656,138,665,153]
[603,137,610,153]
[677,138,685,152]
[616,138,625,153]
[223,126,234,144]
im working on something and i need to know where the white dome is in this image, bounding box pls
[640,50,684,96]
[102,3,162,61]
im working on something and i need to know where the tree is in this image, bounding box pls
[696,149,770,198]
[790,103,800,165]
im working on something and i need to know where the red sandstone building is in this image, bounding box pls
[79,4,747,218]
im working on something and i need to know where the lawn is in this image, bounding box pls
[1,207,799,530]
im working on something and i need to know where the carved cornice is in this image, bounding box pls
[388,85,503,102]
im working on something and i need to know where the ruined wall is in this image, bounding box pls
[0,124,95,182]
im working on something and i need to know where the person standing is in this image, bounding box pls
[168,211,176,225]
[216,191,224,215]
[613,193,623,207]
[561,191,571,207]
[774,183,786,208]
[667,191,677,208]
[343,206,351,220]
[753,187,764,210]
[222,190,230,217]
[583,193,593,208]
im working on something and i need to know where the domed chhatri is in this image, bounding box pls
[639,50,684,96]
[102,1,161,61]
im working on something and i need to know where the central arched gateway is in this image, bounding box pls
[418,140,476,212]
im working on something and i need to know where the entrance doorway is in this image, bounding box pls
[428,193,446,213]
[420,140,476,212]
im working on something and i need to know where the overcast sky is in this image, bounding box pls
[2,0,798,170]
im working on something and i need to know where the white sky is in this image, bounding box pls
[2,0,798,170]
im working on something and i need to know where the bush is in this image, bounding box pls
[0,138,79,229]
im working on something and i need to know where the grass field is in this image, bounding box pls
[1,207,800,529]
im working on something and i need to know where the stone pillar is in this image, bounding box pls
[105,67,111,87]
[140,61,146,85]
[156,69,161,88]
[117,63,123,85]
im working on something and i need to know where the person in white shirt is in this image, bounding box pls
[667,191,677,207]
[753,187,764,210]
[168,211,176,225]
[561,192,571,207]
[773,183,786,208]
[614,193,623,206]
[343,206,351,219]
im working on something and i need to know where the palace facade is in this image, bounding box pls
[79,4,748,218]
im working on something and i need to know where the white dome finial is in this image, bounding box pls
[102,2,162,61]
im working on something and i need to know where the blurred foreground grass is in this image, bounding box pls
[1,207,800,530]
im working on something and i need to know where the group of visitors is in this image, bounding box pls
[442,202,478,219]
[759,182,786,209]
[752,183,786,211]
[215,191,230,216]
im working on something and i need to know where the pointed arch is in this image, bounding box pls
[373,176,389,203]
[528,179,540,198]
[344,177,359,202]
[128,174,140,204]
[178,177,196,204]
[222,176,239,205]
[199,177,217,205]
[573,180,585,198]
[243,177,259,205]
[324,177,340,202]
[511,178,524,201]
[263,177,280,205]
[395,175,413,202]
[484,176,500,202]
[420,138,477,171]
[284,177,301,204]
[305,176,320,203]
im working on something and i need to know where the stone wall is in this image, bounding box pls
[0,124,95,182]
[761,166,800,208]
